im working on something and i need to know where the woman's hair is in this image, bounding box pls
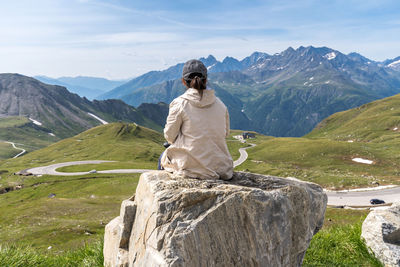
[185,72,206,90]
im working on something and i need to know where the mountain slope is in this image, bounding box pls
[0,74,163,150]
[137,102,169,127]
[233,94,400,189]
[306,93,400,142]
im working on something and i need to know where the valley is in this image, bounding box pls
[1,46,399,266]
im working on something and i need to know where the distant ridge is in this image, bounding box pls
[35,75,126,100]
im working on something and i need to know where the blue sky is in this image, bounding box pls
[0,0,399,79]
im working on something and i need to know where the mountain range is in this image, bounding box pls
[35,75,127,100]
[97,46,400,137]
[0,74,163,149]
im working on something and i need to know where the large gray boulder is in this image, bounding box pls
[362,202,400,267]
[104,171,327,267]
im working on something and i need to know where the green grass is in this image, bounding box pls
[56,161,156,172]
[0,123,164,182]
[0,116,30,128]
[0,122,253,255]
[0,123,163,253]
[0,116,56,156]
[227,94,400,189]
[0,240,103,267]
[237,137,400,188]
[307,93,400,142]
[303,208,382,266]
[0,142,18,159]
[0,172,141,252]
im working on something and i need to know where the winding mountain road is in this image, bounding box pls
[26,160,152,176]
[22,142,400,206]
[26,142,253,176]
[233,143,255,167]
[4,141,26,158]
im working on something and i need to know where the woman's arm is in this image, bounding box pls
[164,100,183,144]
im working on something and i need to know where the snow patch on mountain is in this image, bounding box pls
[29,118,42,126]
[324,52,336,60]
[388,59,400,68]
[352,158,374,164]
[88,113,108,125]
[207,64,216,70]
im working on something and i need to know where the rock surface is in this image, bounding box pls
[104,171,327,267]
[362,202,400,267]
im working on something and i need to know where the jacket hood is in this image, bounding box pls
[181,88,216,108]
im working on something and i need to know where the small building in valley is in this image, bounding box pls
[242,132,256,139]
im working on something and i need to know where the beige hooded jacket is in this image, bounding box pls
[160,88,233,180]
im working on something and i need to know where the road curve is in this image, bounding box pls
[26,160,152,176]
[26,143,256,176]
[22,146,400,207]
[4,141,26,158]
[233,143,256,167]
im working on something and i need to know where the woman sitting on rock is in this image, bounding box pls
[160,59,233,180]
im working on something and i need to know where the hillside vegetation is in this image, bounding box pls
[0,116,56,159]
[236,93,400,189]
[0,123,165,253]
[0,122,248,254]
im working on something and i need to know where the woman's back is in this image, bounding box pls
[161,88,233,180]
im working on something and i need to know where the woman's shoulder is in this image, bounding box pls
[170,95,186,106]
[169,95,190,112]
[214,96,228,109]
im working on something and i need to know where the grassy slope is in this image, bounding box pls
[0,123,247,254]
[235,94,400,189]
[0,123,165,253]
[0,116,57,159]
[0,142,17,159]
[306,93,400,142]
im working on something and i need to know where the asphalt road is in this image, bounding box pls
[325,186,400,206]
[4,141,26,158]
[22,144,400,207]
[26,160,152,176]
[233,143,255,167]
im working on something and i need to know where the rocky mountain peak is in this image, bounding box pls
[200,55,218,66]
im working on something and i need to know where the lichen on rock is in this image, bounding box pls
[104,171,327,267]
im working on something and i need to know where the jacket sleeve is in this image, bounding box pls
[164,100,183,144]
[225,108,230,138]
